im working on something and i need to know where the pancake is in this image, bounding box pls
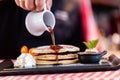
[34,53,78,60]
[36,59,78,65]
[32,44,80,54]
[31,44,80,65]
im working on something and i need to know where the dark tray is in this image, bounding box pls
[0,54,120,76]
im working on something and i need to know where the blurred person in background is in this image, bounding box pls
[0,0,52,59]
[0,0,85,59]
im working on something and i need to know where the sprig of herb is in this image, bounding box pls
[83,39,99,49]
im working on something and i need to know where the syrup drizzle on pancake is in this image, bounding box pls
[48,26,62,64]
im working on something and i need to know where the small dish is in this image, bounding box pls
[77,50,107,64]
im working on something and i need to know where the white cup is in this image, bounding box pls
[25,4,55,36]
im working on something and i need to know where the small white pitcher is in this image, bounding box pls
[25,3,55,36]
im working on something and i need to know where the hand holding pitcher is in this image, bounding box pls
[15,0,52,11]
[25,3,55,36]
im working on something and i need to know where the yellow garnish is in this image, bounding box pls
[29,48,37,56]
[21,45,28,53]
[29,48,34,53]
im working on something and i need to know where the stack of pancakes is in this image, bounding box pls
[31,45,80,65]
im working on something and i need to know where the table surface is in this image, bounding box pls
[1,51,120,80]
[0,70,120,80]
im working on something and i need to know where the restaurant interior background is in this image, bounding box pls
[53,0,120,58]
[91,0,120,57]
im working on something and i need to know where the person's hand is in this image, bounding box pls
[15,0,52,11]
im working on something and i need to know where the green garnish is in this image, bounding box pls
[83,39,99,49]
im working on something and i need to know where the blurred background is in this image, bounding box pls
[51,0,120,57]
[92,0,120,57]
[0,0,120,59]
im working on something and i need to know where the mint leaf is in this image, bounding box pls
[90,39,98,49]
[83,39,99,49]
[83,42,90,49]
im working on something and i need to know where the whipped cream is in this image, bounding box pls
[14,53,36,68]
[85,48,98,53]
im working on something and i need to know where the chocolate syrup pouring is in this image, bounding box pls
[48,26,62,64]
